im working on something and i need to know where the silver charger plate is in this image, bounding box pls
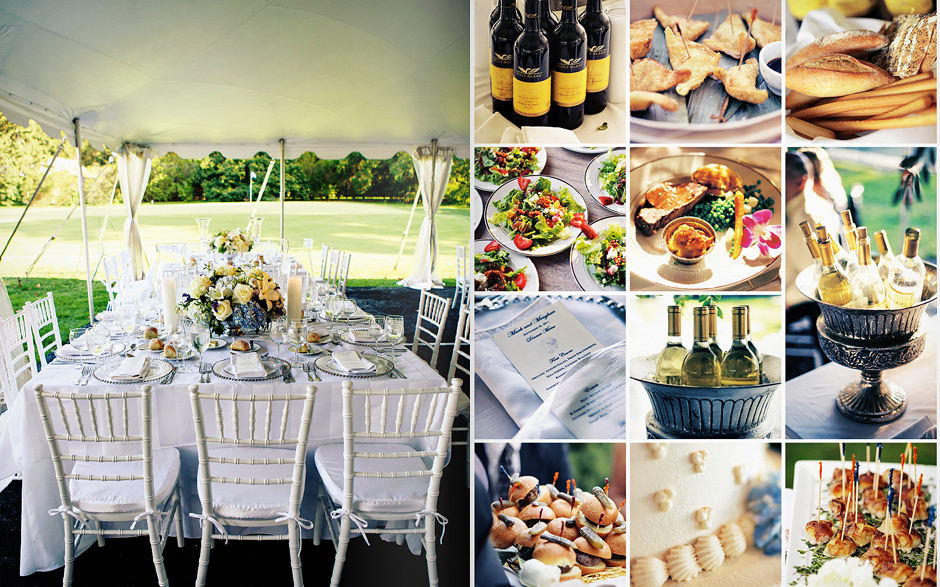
[340,331,394,348]
[54,342,127,363]
[211,357,288,382]
[92,357,174,385]
[313,353,393,379]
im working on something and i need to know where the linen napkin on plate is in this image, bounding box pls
[59,341,117,357]
[110,356,151,381]
[348,330,377,343]
[331,351,377,374]
[230,353,267,378]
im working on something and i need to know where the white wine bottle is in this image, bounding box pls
[655,305,686,384]
[707,304,723,362]
[721,307,761,386]
[840,210,859,280]
[799,220,823,295]
[850,226,886,309]
[513,0,551,126]
[874,229,897,282]
[815,226,853,306]
[886,227,926,309]
[681,307,721,387]
[818,223,853,273]
[743,305,762,370]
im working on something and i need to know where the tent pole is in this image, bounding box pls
[279,139,285,242]
[392,189,422,272]
[0,137,67,265]
[74,118,95,325]
[429,139,438,275]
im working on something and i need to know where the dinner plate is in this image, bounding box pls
[314,352,393,379]
[229,341,264,354]
[569,216,626,292]
[485,175,588,257]
[584,148,627,215]
[473,146,547,192]
[211,357,287,381]
[471,187,484,230]
[92,357,174,385]
[787,460,936,586]
[629,154,782,290]
[473,240,539,293]
[339,331,392,347]
[562,146,606,154]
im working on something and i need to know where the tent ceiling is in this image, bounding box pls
[0,0,470,159]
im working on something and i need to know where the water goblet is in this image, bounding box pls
[270,317,289,359]
[287,320,306,366]
[384,315,405,365]
[192,324,211,373]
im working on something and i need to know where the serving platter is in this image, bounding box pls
[629,154,781,290]
[485,175,589,258]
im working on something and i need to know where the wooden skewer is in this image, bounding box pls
[772,0,779,27]
[727,0,735,36]
[897,454,906,515]
[908,474,922,532]
[676,23,692,59]
[923,527,932,581]
[866,446,871,475]
[737,30,747,66]
[817,461,822,523]
[813,108,937,132]
[686,0,701,24]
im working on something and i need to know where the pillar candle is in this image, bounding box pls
[162,277,178,334]
[287,276,303,322]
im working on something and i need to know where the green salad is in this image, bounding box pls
[475,147,541,186]
[575,223,626,288]
[490,177,586,250]
[598,151,627,205]
[474,245,527,291]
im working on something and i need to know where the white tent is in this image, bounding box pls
[0,0,470,318]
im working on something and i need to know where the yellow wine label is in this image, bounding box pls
[490,64,514,102]
[551,69,586,107]
[586,55,610,93]
[513,78,551,117]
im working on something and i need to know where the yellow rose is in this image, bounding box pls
[232,284,253,304]
[211,299,233,321]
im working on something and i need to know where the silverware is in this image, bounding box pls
[80,365,93,386]
[281,364,292,383]
[75,365,91,385]
[165,368,176,385]
[199,362,211,383]
[393,368,405,379]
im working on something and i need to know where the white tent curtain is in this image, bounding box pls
[397,144,454,290]
[116,144,153,280]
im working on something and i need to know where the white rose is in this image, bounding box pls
[214,235,225,249]
[211,299,233,321]
[232,284,253,304]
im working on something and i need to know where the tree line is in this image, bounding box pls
[0,114,470,207]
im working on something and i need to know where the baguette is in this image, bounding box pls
[786,30,888,70]
[786,55,896,97]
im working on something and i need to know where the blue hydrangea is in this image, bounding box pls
[231,300,268,332]
[747,471,782,555]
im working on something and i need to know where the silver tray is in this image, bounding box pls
[211,357,288,382]
[313,353,393,379]
[92,357,175,385]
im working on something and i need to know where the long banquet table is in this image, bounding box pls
[0,327,447,576]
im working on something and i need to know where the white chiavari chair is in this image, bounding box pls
[34,384,185,587]
[0,310,36,408]
[188,384,318,587]
[453,244,469,309]
[445,303,471,453]
[312,379,462,587]
[411,290,451,372]
[323,248,351,296]
[25,292,62,368]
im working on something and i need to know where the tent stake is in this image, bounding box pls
[0,137,67,265]
[75,118,95,326]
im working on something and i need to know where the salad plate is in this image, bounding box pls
[472,187,484,230]
[206,338,228,350]
[584,148,627,215]
[485,175,589,258]
[473,146,547,192]
[570,217,626,291]
[561,146,606,154]
[629,154,781,290]
[473,239,539,293]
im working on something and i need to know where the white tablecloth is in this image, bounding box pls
[785,313,937,439]
[0,331,445,576]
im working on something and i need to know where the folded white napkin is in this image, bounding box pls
[111,356,151,381]
[331,351,376,374]
[230,353,266,378]
[348,330,377,343]
[59,342,117,357]
[521,126,580,144]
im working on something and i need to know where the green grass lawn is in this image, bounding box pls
[0,200,470,281]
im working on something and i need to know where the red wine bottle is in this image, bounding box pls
[538,0,559,44]
[579,0,610,115]
[513,0,551,127]
[550,0,586,129]
[491,0,523,122]
[490,0,522,32]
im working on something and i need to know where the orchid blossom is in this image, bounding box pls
[741,209,781,257]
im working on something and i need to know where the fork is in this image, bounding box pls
[303,362,321,382]
[199,362,210,383]
[75,364,91,385]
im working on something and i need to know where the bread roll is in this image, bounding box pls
[231,340,250,352]
[163,344,177,359]
[786,55,896,97]
[787,30,889,70]
[149,338,164,350]
[306,332,320,343]
[143,327,159,340]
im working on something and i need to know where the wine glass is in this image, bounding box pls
[118,304,138,351]
[86,330,109,373]
[340,298,358,337]
[287,320,306,366]
[192,323,211,372]
[368,316,385,341]
[270,317,288,359]
[384,315,405,365]
[327,294,345,338]
[170,325,194,373]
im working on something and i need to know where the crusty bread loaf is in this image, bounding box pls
[231,340,250,352]
[786,54,896,97]
[786,30,889,70]
[871,13,937,78]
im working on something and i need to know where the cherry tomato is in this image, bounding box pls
[484,240,501,252]
[517,177,531,192]
[513,234,533,250]
[513,273,527,290]
[598,196,614,206]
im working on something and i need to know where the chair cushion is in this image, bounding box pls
[69,448,181,514]
[197,447,302,520]
[314,443,431,515]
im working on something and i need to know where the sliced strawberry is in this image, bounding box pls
[513,234,533,250]
[517,177,531,192]
[598,196,614,206]
[484,240,501,252]
[513,273,527,290]
[579,224,598,239]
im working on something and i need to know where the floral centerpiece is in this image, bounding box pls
[208,228,253,254]
[179,265,284,335]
